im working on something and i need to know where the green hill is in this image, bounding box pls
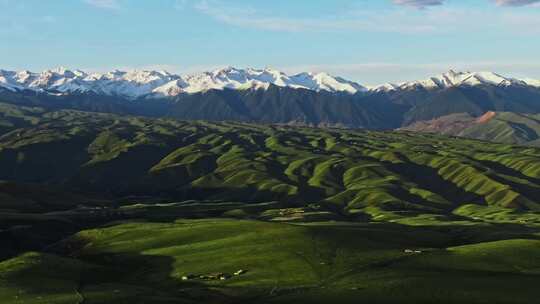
[1,107,540,213]
[1,108,540,212]
[1,105,540,303]
[2,219,540,304]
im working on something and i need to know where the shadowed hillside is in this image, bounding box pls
[1,107,540,216]
[2,105,540,303]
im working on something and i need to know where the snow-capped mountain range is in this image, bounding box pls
[377,70,540,92]
[0,67,367,99]
[0,67,539,99]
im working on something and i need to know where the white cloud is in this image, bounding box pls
[83,0,120,10]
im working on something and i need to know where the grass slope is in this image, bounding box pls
[1,219,540,303]
[1,108,540,217]
[1,105,540,303]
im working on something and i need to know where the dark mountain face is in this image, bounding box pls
[0,85,409,129]
[0,89,173,117]
[168,86,409,129]
[1,83,540,129]
[383,85,540,125]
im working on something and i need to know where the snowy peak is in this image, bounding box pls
[0,67,367,98]
[1,67,539,98]
[523,78,540,88]
[439,70,516,87]
[370,83,399,92]
[387,70,530,92]
[0,70,22,91]
[370,70,539,92]
[291,72,367,94]
[181,67,367,94]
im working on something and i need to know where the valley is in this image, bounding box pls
[1,104,540,303]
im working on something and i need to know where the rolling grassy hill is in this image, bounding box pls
[1,107,540,213]
[1,105,540,303]
[2,219,540,303]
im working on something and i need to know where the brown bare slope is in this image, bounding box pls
[401,111,540,146]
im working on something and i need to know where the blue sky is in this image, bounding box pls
[1,0,539,85]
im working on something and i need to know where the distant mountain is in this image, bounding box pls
[0,67,368,98]
[3,67,540,99]
[0,87,407,129]
[402,111,540,146]
[375,71,540,125]
[2,67,540,130]
[373,70,538,92]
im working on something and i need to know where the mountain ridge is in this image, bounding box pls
[2,67,540,131]
[0,67,368,99]
[2,67,539,99]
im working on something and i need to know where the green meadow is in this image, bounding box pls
[1,104,540,303]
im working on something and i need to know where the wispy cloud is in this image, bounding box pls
[190,0,540,35]
[193,0,441,34]
[83,0,120,10]
[391,0,540,8]
[494,0,540,6]
[392,0,444,9]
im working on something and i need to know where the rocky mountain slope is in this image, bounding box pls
[402,111,540,146]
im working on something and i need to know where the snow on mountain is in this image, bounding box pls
[1,67,539,98]
[89,70,181,98]
[0,67,368,98]
[290,72,367,94]
[379,70,533,92]
[370,83,400,92]
[523,78,540,88]
[0,70,25,91]
[175,67,368,95]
